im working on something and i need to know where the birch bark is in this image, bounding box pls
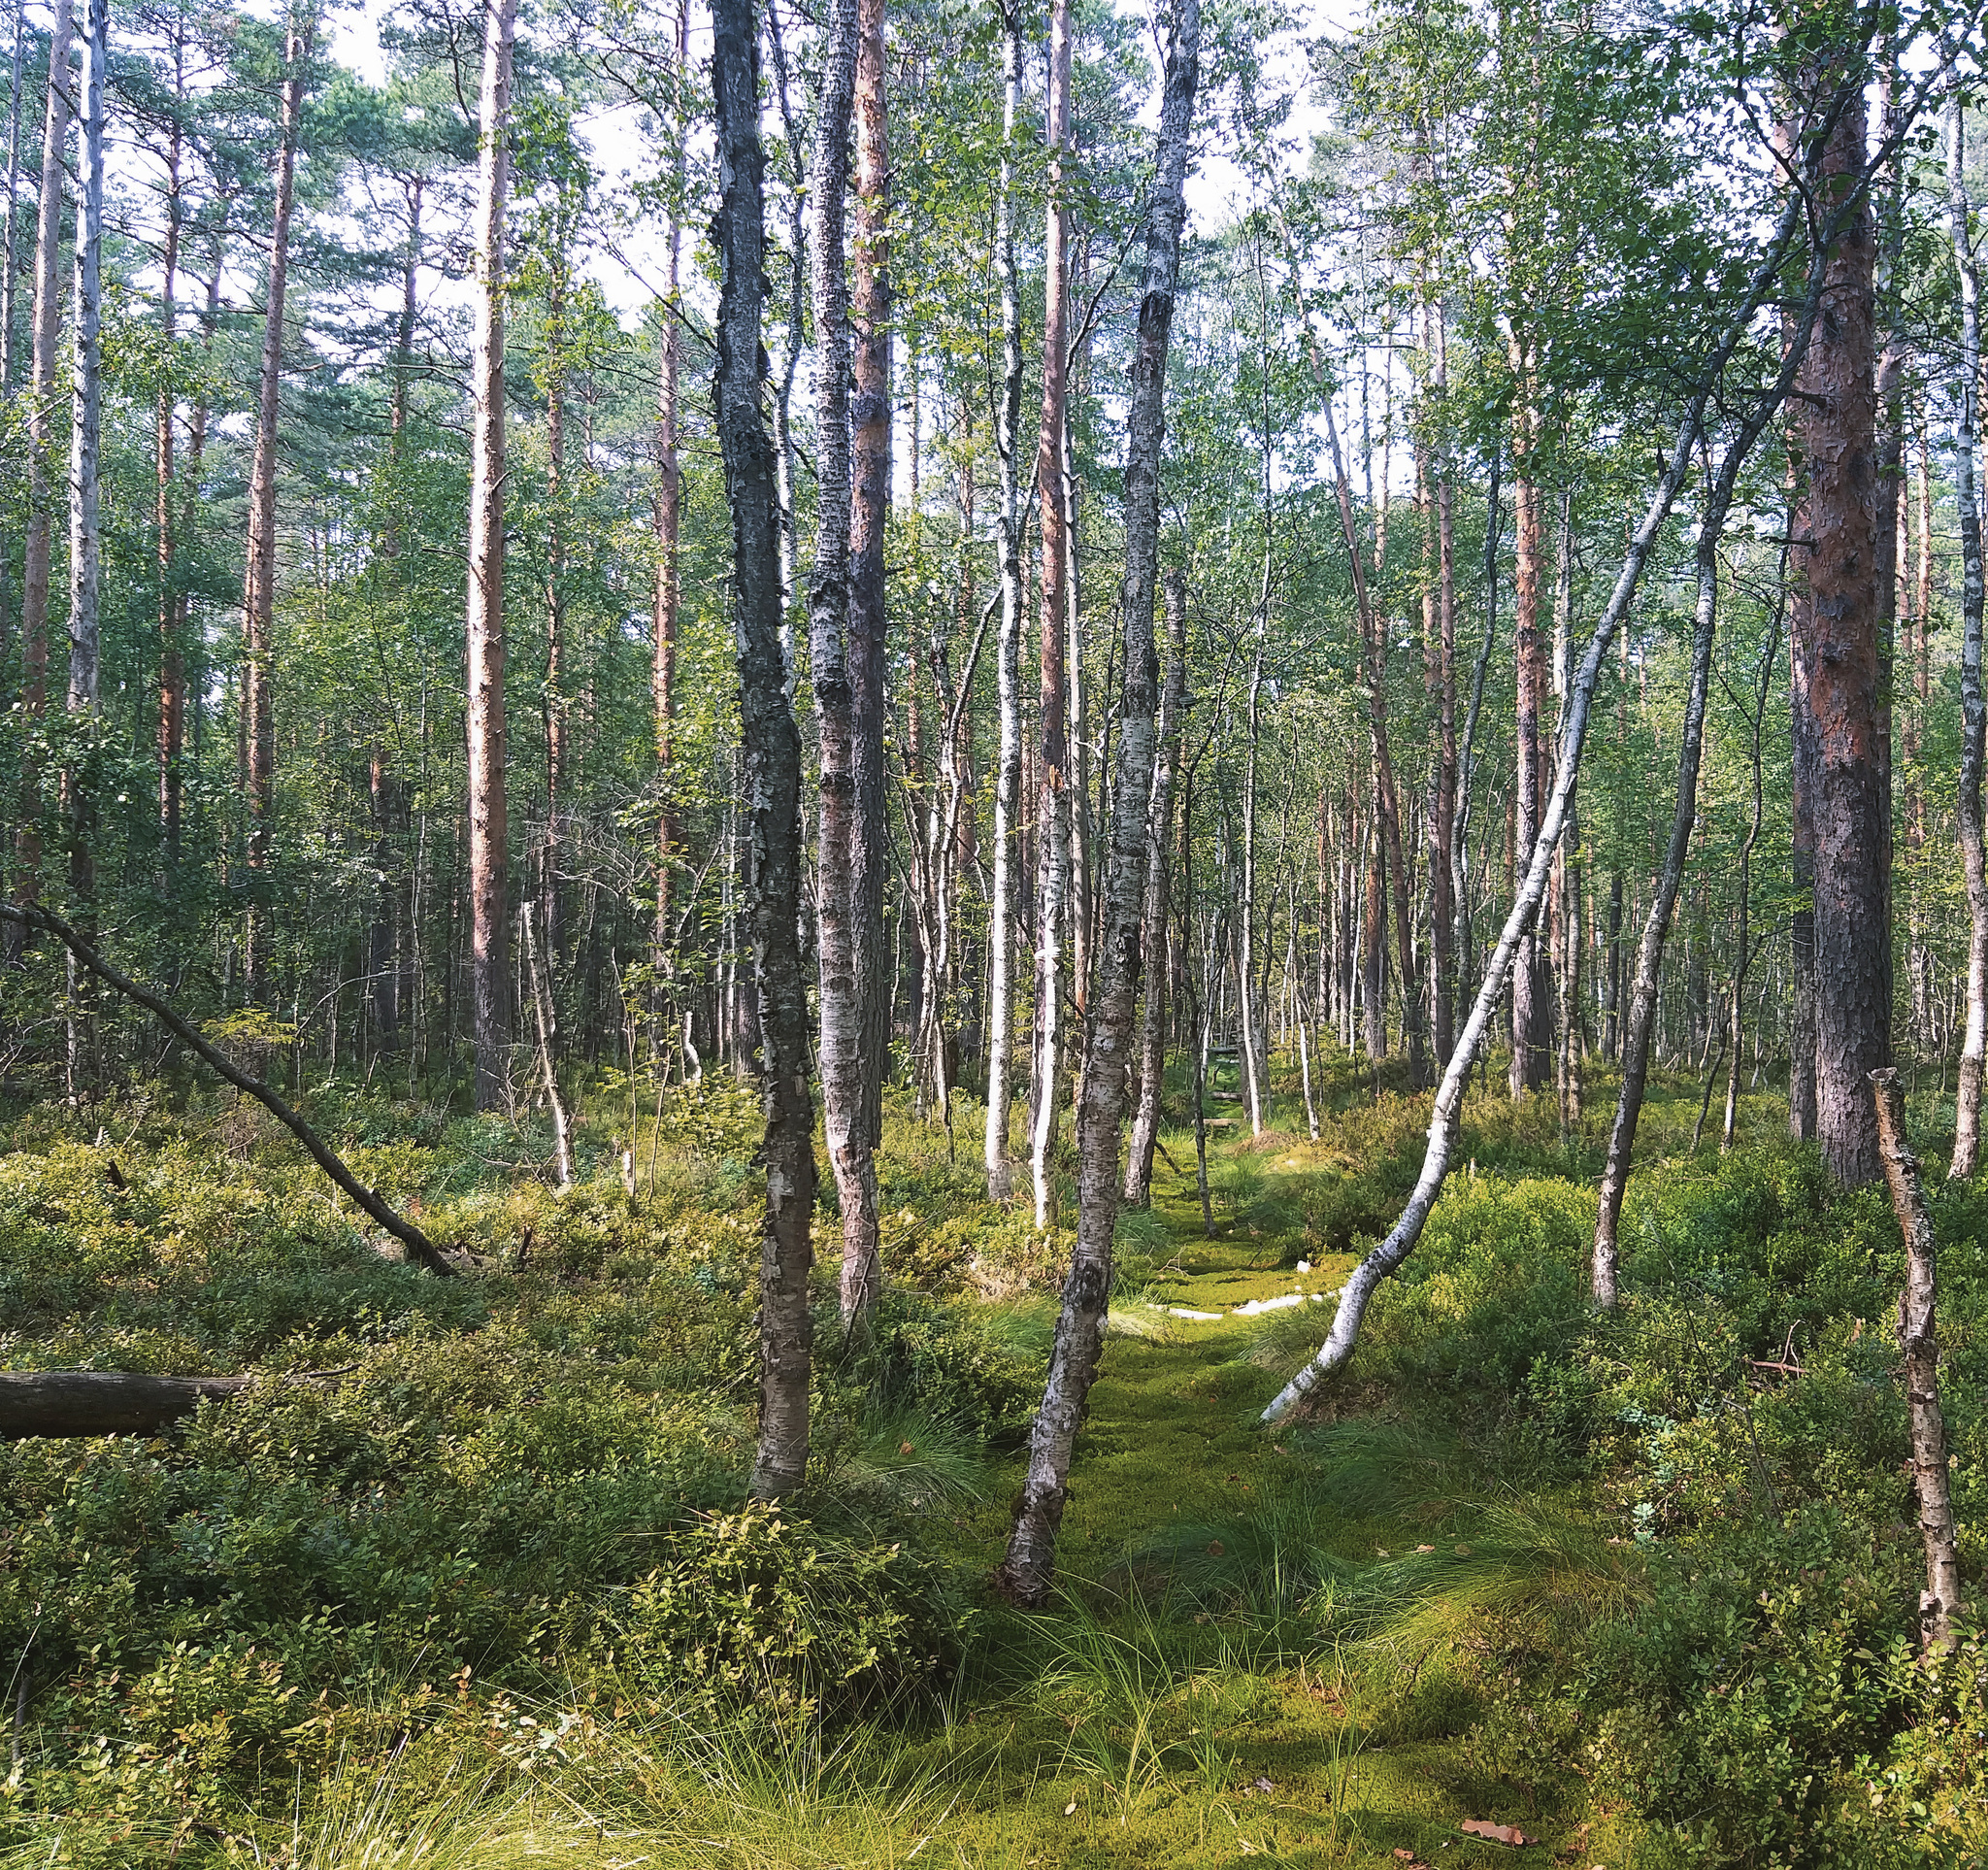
[712,0,818,1496]
[998,0,1197,1605]
[983,4,1024,1198]
[1944,53,1988,1178]
[465,0,517,1111]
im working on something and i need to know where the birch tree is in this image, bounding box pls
[465,0,517,1110]
[999,0,1198,1605]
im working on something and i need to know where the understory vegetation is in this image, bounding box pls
[3,1053,1982,1869]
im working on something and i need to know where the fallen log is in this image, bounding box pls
[0,1369,253,1438]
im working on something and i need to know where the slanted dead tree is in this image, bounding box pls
[0,901,453,1275]
[1260,87,1894,1422]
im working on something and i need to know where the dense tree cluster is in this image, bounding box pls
[2,0,1984,1597]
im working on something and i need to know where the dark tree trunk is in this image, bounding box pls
[1790,67,1888,1185]
[712,0,818,1495]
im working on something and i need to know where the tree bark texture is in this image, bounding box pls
[998,0,1197,1605]
[809,0,878,1325]
[65,0,105,876]
[241,5,314,993]
[9,0,71,959]
[842,0,892,1313]
[1125,567,1187,1206]
[651,0,686,1040]
[712,0,818,1496]
[1869,1069,1964,1653]
[1945,57,1988,1179]
[1790,69,1888,1186]
[1031,0,1074,1229]
[983,5,1024,1199]
[1508,441,1550,1096]
[465,0,517,1110]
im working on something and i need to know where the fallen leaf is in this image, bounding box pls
[1208,1540,1226,1555]
[1063,1800,1077,1817]
[1253,1776,1275,1792]
[899,1441,915,1455]
[1416,1544,1436,1553]
[1460,1818,1537,1847]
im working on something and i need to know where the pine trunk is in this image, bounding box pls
[1790,69,1887,1185]
[242,6,313,995]
[8,0,71,963]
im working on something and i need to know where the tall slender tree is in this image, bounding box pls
[711,0,817,1496]
[983,0,1025,1199]
[1030,0,1074,1226]
[240,4,315,996]
[1945,49,1988,1178]
[8,0,72,967]
[465,0,518,1110]
[999,0,1198,1605]
[844,0,892,1315]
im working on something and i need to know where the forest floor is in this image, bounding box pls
[866,1150,1640,1870]
[6,1060,1980,1867]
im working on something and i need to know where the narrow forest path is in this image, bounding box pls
[914,1137,1636,1869]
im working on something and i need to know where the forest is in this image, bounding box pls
[2,0,1987,1857]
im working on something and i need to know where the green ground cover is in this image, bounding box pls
[1,1053,1983,1866]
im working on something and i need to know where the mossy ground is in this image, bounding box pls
[5,1049,1972,1866]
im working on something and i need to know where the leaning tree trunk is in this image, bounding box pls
[982,3,1025,1200]
[1030,0,1074,1230]
[997,0,1198,1607]
[842,0,892,1315]
[241,4,314,997]
[1592,444,1744,1306]
[808,0,874,1324]
[465,0,516,1111]
[1260,167,1840,1423]
[712,0,818,1497]
[1945,55,1988,1179]
[7,0,71,966]
[1124,568,1188,1206]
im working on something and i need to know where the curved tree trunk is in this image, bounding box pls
[712,0,818,1496]
[998,0,1198,1605]
[1592,447,1740,1306]
[1260,167,1838,1422]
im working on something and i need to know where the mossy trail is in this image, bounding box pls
[904,1137,1645,1869]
